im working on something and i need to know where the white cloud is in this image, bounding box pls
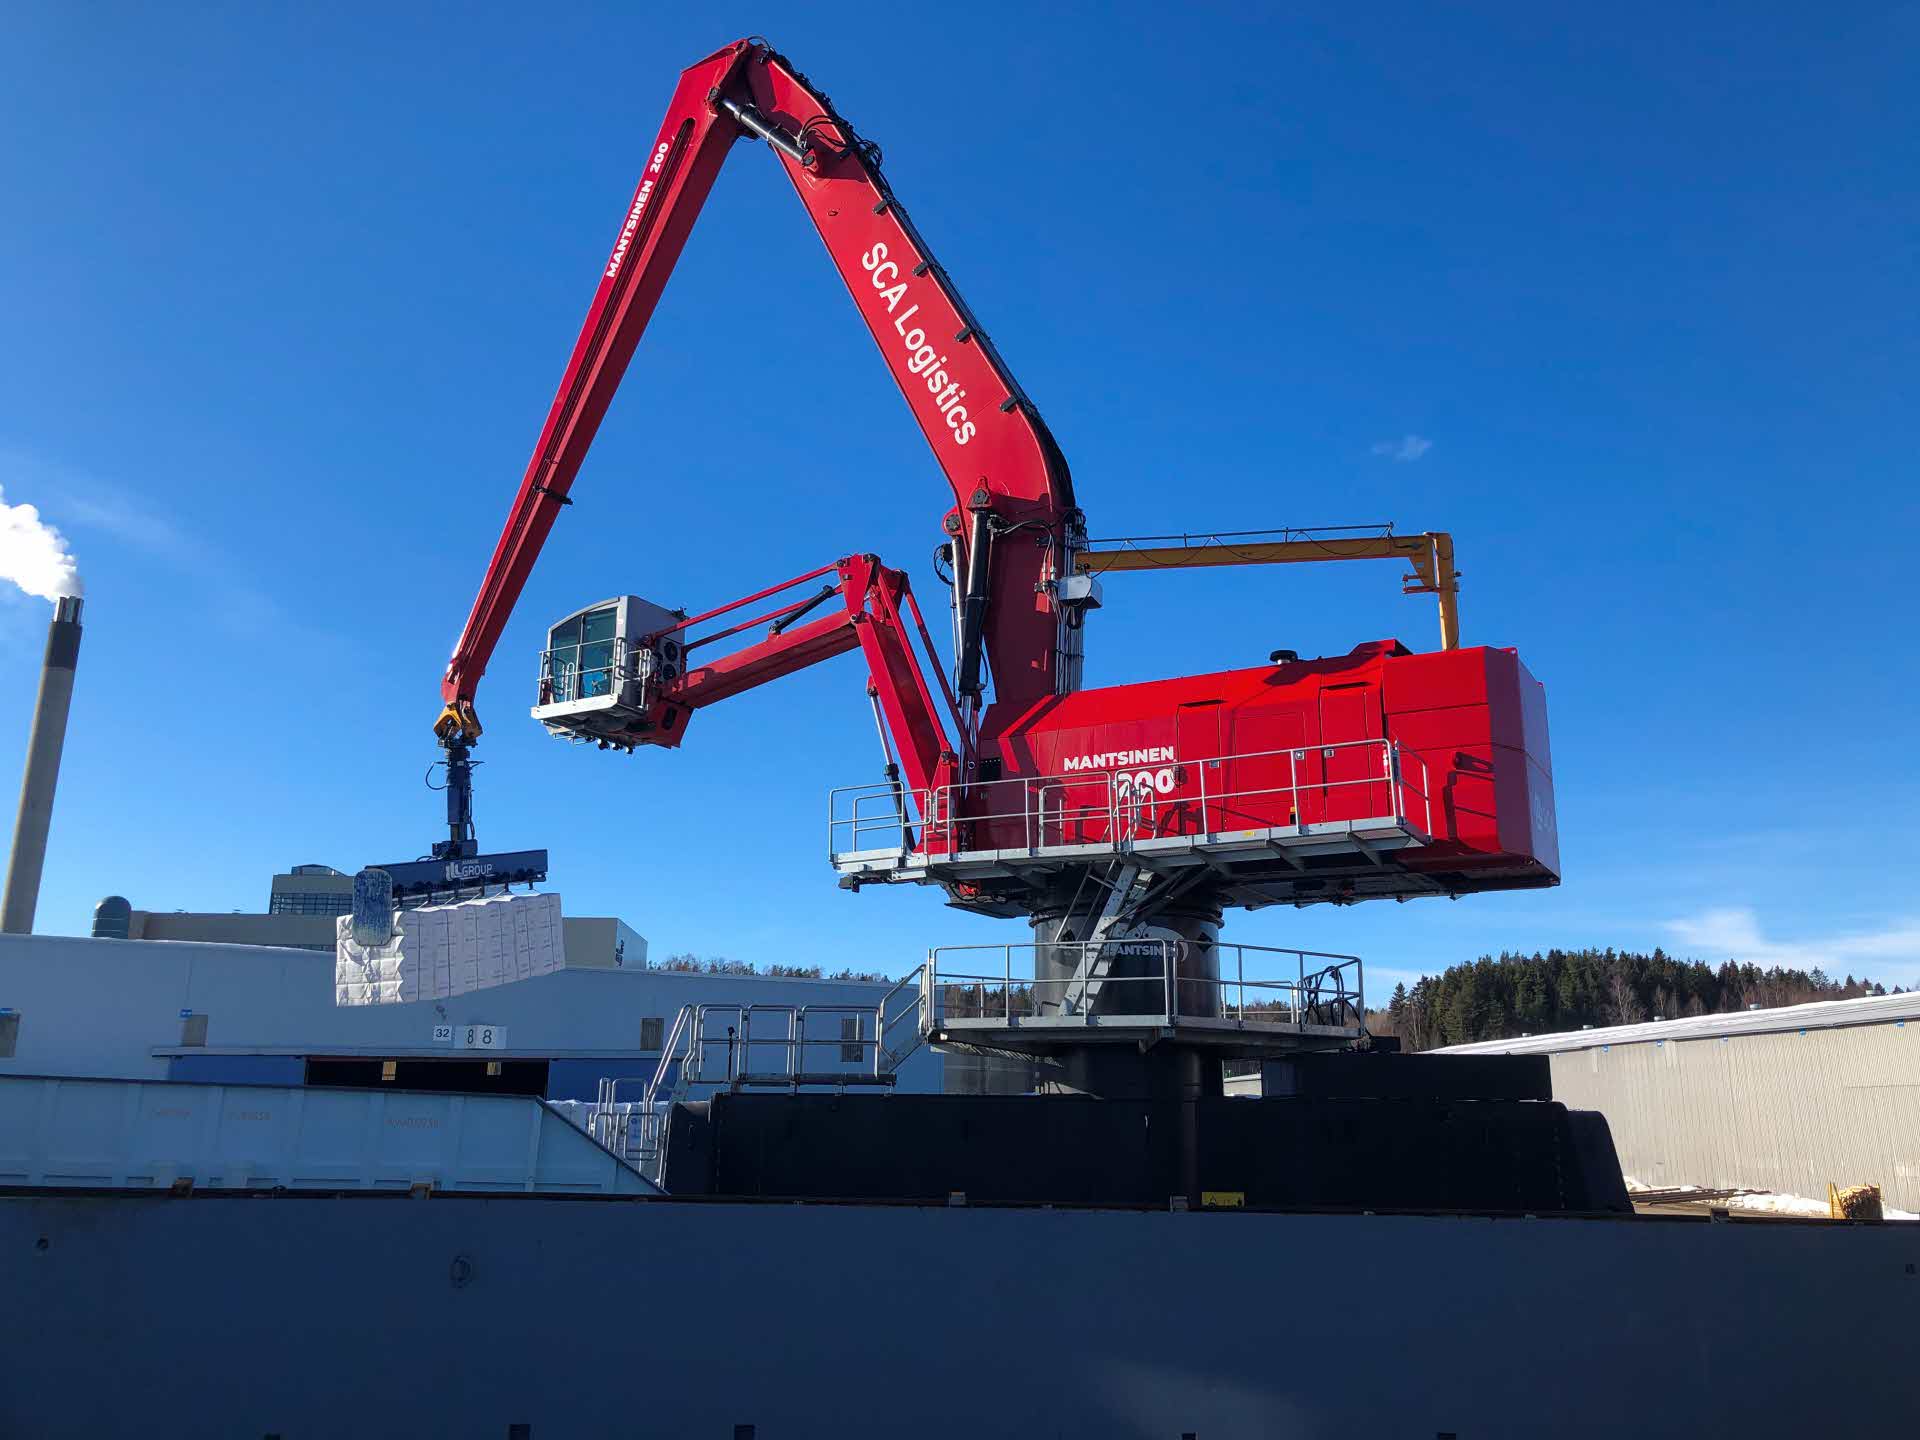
[1665,906,1920,982]
[1370,434,1432,462]
[0,484,82,601]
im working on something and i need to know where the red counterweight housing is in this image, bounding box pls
[937,640,1557,909]
[1383,641,1559,886]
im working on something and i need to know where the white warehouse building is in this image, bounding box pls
[1439,992,1920,1211]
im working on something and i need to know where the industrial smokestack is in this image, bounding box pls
[2,595,83,934]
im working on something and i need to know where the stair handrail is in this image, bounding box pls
[876,964,930,1075]
[628,1002,699,1166]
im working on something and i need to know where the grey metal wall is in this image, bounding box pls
[2,1193,1914,1437]
[0,1074,656,1194]
[1547,1021,1920,1208]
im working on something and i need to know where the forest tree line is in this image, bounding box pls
[657,952,892,983]
[1370,948,1894,1052]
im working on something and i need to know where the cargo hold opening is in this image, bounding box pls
[303,1056,551,1096]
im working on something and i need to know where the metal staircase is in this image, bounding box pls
[589,977,930,1183]
[1051,859,1151,1016]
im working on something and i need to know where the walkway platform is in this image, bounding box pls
[834,816,1434,910]
[829,738,1451,911]
[920,940,1368,1060]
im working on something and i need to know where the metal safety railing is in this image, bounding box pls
[828,738,1432,864]
[534,635,639,709]
[877,967,932,1074]
[583,941,1364,1178]
[1185,739,1432,839]
[923,939,1364,1032]
[586,990,929,1181]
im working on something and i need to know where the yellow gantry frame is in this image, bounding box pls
[1075,530,1460,652]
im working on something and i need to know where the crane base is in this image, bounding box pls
[656,1088,1633,1214]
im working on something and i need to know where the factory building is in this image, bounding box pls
[0,931,939,1102]
[1438,992,1920,1210]
[265,863,356,916]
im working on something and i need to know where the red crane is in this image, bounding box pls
[423,39,1559,963]
[437,39,1076,751]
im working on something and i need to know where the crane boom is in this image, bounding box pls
[437,38,1077,748]
[401,37,1559,924]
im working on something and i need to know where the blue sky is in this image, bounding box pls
[3,3,1916,998]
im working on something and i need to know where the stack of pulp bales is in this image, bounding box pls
[1828,1182,1885,1222]
[335,891,565,1006]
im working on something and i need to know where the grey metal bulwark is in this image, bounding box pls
[0,1074,656,1194]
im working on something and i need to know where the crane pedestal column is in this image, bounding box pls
[1034,1043,1223,1102]
[1032,1043,1218,1207]
[1029,896,1224,1023]
[1027,899,1224,1205]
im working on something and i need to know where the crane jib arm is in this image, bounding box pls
[528,555,957,797]
[438,39,1076,744]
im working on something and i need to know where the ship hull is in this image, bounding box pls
[3,1190,1909,1436]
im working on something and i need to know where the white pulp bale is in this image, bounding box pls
[333,891,566,1006]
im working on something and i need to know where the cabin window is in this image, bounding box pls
[640,1016,665,1051]
[545,605,618,703]
[578,607,617,697]
[840,1015,865,1063]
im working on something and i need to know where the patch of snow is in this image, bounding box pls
[1727,1190,1918,1221]
[1623,1175,1916,1220]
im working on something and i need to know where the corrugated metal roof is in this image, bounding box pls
[1434,990,1920,1055]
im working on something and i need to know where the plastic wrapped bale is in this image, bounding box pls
[334,913,414,1006]
[335,892,565,1006]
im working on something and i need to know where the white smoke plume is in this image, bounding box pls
[0,485,82,601]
